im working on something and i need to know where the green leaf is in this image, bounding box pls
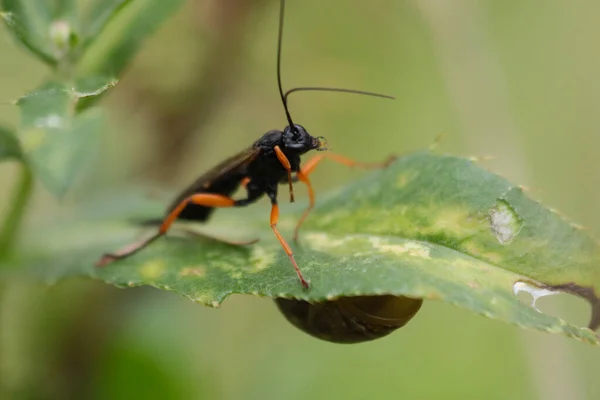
[72,75,119,112]
[76,0,185,77]
[79,0,131,50]
[14,151,600,345]
[52,0,77,22]
[1,0,80,64]
[0,125,23,161]
[1,0,56,64]
[15,78,115,196]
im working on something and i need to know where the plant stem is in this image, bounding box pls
[0,163,34,260]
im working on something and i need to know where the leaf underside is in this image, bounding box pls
[15,151,600,345]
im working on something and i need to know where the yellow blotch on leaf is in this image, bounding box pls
[461,240,503,265]
[396,171,418,188]
[20,129,46,153]
[139,260,166,280]
[231,271,242,279]
[304,233,352,250]
[249,246,274,272]
[179,267,206,278]
[426,207,484,238]
[369,238,431,259]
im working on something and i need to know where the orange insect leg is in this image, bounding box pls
[293,171,314,242]
[96,193,235,267]
[270,203,309,289]
[274,145,295,203]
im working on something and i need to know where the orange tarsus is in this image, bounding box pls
[270,203,309,288]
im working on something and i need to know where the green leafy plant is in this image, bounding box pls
[0,0,184,197]
[1,0,599,353]
[0,0,183,255]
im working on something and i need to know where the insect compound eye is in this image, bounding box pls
[290,125,303,140]
[283,125,299,140]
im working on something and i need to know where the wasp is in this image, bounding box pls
[97,0,395,289]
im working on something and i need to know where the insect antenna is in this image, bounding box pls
[276,0,394,133]
[284,87,395,104]
[277,0,296,132]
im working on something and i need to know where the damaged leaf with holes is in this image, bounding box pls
[15,151,600,345]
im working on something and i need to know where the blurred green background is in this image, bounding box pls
[1,0,600,398]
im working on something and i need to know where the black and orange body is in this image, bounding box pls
[97,125,330,288]
[96,0,396,289]
[163,127,323,221]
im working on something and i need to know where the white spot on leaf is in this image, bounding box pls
[49,20,72,53]
[34,114,63,129]
[489,199,523,244]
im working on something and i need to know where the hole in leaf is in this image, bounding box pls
[513,281,590,327]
